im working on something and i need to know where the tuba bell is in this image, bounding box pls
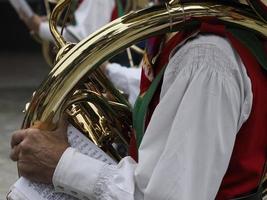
[22,0,267,163]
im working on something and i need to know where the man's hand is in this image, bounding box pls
[10,119,70,184]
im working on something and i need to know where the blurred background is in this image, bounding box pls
[0,0,50,198]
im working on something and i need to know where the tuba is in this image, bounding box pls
[22,0,267,163]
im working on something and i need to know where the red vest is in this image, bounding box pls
[215,28,267,199]
[135,22,267,198]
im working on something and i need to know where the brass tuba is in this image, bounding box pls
[22,0,267,163]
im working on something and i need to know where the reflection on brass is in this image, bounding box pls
[23,1,267,161]
[64,69,132,160]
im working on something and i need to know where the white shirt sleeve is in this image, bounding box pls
[106,63,141,106]
[53,35,252,200]
[70,0,115,40]
[38,0,115,43]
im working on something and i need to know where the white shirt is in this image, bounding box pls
[106,63,142,106]
[39,0,115,42]
[53,34,253,200]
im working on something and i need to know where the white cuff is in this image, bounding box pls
[53,147,106,199]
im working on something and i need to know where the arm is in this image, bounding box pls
[136,42,252,199]
[52,39,252,199]
[53,148,137,200]
[31,0,116,43]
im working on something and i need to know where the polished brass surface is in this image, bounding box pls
[23,1,267,161]
[118,0,150,67]
[63,68,132,160]
[49,0,70,49]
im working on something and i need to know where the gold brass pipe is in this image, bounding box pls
[49,0,71,49]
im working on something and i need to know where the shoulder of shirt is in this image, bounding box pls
[166,34,242,78]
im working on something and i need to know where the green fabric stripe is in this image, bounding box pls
[227,28,267,71]
[116,0,124,17]
[133,67,166,147]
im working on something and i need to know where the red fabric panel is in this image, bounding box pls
[78,0,83,6]
[140,69,152,94]
[129,130,138,161]
[198,21,267,198]
[216,31,267,199]
[111,6,118,21]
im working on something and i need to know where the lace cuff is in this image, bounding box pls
[93,165,117,200]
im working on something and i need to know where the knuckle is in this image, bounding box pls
[26,128,34,135]
[20,141,30,151]
[11,129,27,147]
[25,129,37,140]
[10,152,17,161]
[11,131,19,142]
[10,145,20,161]
[28,128,40,137]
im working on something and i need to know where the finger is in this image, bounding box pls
[10,130,27,148]
[10,145,20,161]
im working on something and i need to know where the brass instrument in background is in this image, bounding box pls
[23,0,267,168]
[41,0,57,67]
[45,0,148,67]
[41,0,79,67]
